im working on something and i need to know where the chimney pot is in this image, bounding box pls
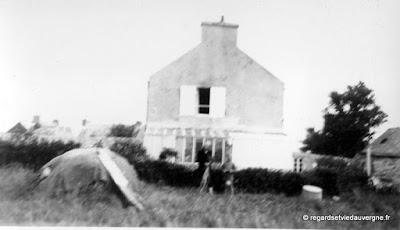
[33,115,40,124]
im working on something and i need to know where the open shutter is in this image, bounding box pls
[210,87,226,118]
[179,85,196,116]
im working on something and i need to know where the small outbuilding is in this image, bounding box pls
[353,127,400,189]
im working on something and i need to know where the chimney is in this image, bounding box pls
[52,120,59,126]
[201,16,239,47]
[32,115,40,124]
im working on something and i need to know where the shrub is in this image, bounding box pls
[130,158,304,196]
[234,168,304,196]
[300,162,368,197]
[316,156,348,170]
[132,159,197,188]
[337,164,369,194]
[301,168,340,196]
[110,140,148,164]
[0,139,81,170]
[159,148,178,161]
[109,123,141,138]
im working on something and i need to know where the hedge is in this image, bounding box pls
[0,139,369,197]
[0,139,81,170]
[129,156,368,197]
[109,139,147,163]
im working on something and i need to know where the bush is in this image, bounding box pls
[234,168,304,196]
[159,148,178,161]
[109,140,148,164]
[337,164,369,194]
[0,139,81,170]
[301,168,339,196]
[300,162,368,197]
[316,156,348,170]
[129,158,304,196]
[109,123,141,138]
[132,159,197,188]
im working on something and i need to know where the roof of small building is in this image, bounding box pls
[77,124,111,139]
[7,122,27,134]
[364,128,400,157]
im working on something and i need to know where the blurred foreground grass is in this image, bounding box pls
[0,164,400,228]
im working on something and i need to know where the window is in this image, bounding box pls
[294,158,304,172]
[178,135,228,164]
[179,85,226,117]
[198,88,210,114]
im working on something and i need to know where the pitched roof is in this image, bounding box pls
[7,122,27,134]
[365,128,400,157]
[77,124,111,139]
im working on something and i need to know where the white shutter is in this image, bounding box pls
[179,85,196,116]
[210,87,226,118]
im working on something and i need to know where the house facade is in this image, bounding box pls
[143,18,292,169]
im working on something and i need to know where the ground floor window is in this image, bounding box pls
[175,136,228,164]
[294,158,303,172]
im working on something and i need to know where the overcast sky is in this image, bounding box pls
[1,0,399,151]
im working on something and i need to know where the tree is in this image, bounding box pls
[301,82,387,158]
[108,122,142,138]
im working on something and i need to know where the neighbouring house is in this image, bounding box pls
[76,120,143,148]
[353,128,400,189]
[292,152,322,172]
[76,120,112,147]
[292,152,352,172]
[7,122,28,134]
[1,122,29,142]
[143,17,292,169]
[2,117,74,143]
[29,116,75,143]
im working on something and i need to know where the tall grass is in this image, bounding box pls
[1,165,400,228]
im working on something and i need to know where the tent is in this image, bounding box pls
[37,148,143,210]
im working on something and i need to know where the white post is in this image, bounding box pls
[182,137,186,163]
[222,139,226,163]
[366,147,372,176]
[212,138,216,158]
[192,136,196,163]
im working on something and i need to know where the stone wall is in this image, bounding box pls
[372,158,400,186]
[352,154,400,187]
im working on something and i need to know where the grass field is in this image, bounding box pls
[1,164,400,228]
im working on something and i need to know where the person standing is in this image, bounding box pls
[196,140,213,193]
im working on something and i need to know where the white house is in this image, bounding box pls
[143,17,292,169]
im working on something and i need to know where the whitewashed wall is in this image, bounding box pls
[231,132,293,170]
[144,132,294,170]
[144,135,176,159]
